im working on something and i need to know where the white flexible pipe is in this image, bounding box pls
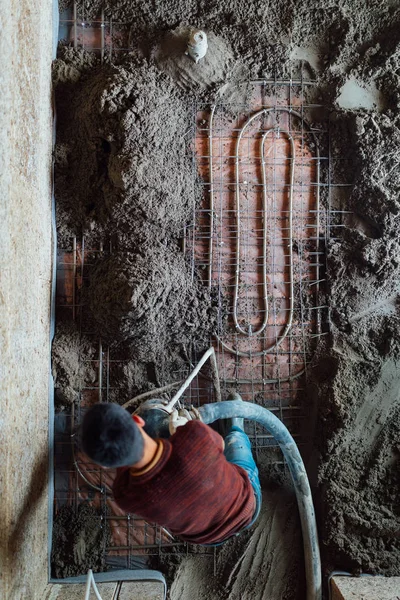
[163,347,221,412]
[84,569,104,600]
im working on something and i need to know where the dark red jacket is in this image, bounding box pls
[113,421,255,544]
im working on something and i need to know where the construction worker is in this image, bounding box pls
[81,399,261,545]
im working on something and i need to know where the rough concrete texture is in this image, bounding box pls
[51,504,111,578]
[53,52,219,402]
[317,109,400,573]
[59,0,400,79]
[86,248,217,360]
[53,52,196,247]
[118,581,165,600]
[169,480,304,600]
[0,0,53,599]
[52,321,97,409]
[44,582,116,600]
[331,575,400,600]
[43,580,165,600]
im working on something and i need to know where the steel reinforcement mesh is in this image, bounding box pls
[53,2,351,566]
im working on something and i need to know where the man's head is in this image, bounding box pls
[81,403,145,468]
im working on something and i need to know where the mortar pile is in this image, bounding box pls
[54,53,217,384]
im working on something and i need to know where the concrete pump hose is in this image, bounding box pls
[199,400,322,600]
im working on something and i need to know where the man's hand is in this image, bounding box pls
[169,408,193,435]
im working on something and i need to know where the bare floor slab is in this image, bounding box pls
[332,575,400,600]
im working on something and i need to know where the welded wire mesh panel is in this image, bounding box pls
[54,2,350,559]
[54,1,218,563]
[52,71,351,563]
[54,240,219,565]
[185,77,339,459]
[59,1,131,61]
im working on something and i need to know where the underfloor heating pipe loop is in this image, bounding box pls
[199,399,322,600]
[208,105,321,362]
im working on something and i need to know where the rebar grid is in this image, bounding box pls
[54,6,352,560]
[59,1,132,61]
[184,75,352,458]
[54,241,219,566]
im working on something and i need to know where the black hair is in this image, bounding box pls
[81,403,144,468]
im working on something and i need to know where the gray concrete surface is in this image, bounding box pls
[332,575,400,599]
[118,581,165,600]
[44,583,117,600]
[43,581,165,600]
[0,0,54,598]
